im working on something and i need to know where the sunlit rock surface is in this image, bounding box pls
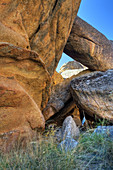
[59,61,88,78]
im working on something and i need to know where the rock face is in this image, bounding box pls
[0,42,50,151]
[58,116,79,152]
[0,43,51,110]
[59,61,88,79]
[61,116,80,140]
[70,70,113,122]
[0,0,82,151]
[59,60,88,79]
[0,76,45,152]
[0,0,81,75]
[43,78,74,121]
[59,61,84,73]
[64,16,113,71]
[51,71,64,87]
[43,72,90,124]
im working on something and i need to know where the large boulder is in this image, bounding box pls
[0,43,51,110]
[0,76,45,152]
[58,116,79,152]
[43,67,92,123]
[0,0,82,151]
[70,69,113,122]
[0,0,81,75]
[64,16,113,71]
[43,76,81,126]
[61,116,80,140]
[59,61,84,73]
[59,60,88,78]
[43,78,73,121]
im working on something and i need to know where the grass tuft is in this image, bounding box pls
[0,130,113,170]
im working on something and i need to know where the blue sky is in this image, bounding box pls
[56,0,113,72]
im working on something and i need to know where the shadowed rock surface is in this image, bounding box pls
[43,69,93,123]
[43,78,73,121]
[64,16,113,71]
[70,69,113,122]
[43,76,82,126]
[0,0,81,75]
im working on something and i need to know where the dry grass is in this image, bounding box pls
[0,130,113,170]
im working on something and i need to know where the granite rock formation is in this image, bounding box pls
[43,78,73,121]
[0,76,45,152]
[43,77,81,125]
[64,16,113,71]
[59,60,84,73]
[58,116,79,152]
[0,43,51,110]
[0,0,81,75]
[0,0,82,151]
[70,69,113,121]
[61,116,80,140]
[59,60,88,78]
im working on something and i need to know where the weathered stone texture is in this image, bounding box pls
[59,61,84,74]
[61,116,80,140]
[64,16,113,71]
[51,71,64,87]
[0,43,51,110]
[43,78,72,121]
[70,70,113,121]
[0,0,82,151]
[0,75,45,152]
[0,0,81,75]
[43,76,81,124]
